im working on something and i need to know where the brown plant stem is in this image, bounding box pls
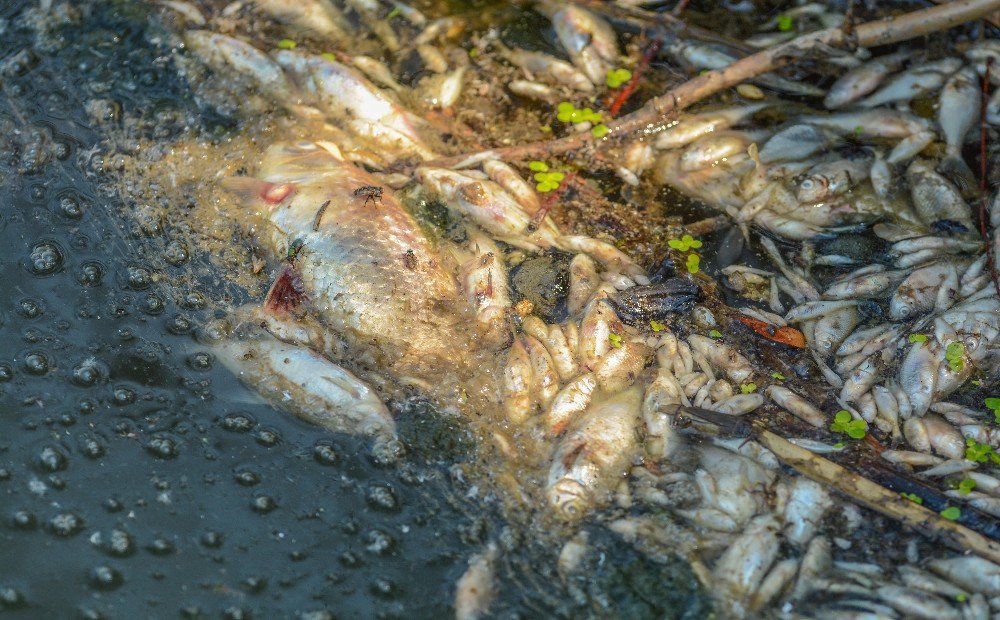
[426,0,1000,170]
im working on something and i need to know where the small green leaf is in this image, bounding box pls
[591,124,610,138]
[972,379,983,386]
[468,47,479,58]
[608,333,623,348]
[741,382,757,394]
[685,254,700,274]
[845,419,868,439]
[834,410,852,425]
[940,506,961,521]
[771,371,786,381]
[529,161,549,172]
[649,320,665,333]
[986,397,1000,410]
[900,492,923,505]
[776,14,793,31]
[908,333,928,344]
[958,478,976,494]
[667,239,686,251]
[833,442,845,449]
[709,329,723,339]
[548,171,565,182]
[605,68,633,88]
[320,52,336,61]
[854,125,865,134]
[956,593,968,603]
[277,38,297,50]
[946,341,966,372]
[682,234,703,249]
[557,101,574,114]
[386,6,401,18]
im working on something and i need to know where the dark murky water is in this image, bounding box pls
[0,3,475,617]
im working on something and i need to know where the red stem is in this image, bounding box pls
[979,58,1000,300]
[609,38,663,118]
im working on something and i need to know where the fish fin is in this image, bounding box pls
[938,155,978,199]
[264,263,308,315]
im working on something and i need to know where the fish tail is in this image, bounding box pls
[939,154,978,199]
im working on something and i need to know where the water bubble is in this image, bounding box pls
[78,607,105,620]
[88,565,123,590]
[102,529,135,557]
[145,436,178,459]
[222,607,250,620]
[141,293,165,315]
[52,141,71,161]
[57,192,85,219]
[11,510,37,530]
[0,363,13,382]
[126,265,151,290]
[28,241,63,275]
[313,444,338,466]
[23,352,49,375]
[79,436,105,459]
[363,529,396,555]
[220,413,255,433]
[85,99,121,125]
[22,328,41,344]
[242,576,267,593]
[200,531,224,548]
[255,428,280,447]
[17,298,43,319]
[180,292,206,309]
[78,398,97,415]
[186,351,212,371]
[112,385,136,406]
[49,512,85,537]
[166,314,191,335]
[339,551,363,568]
[0,587,26,609]
[103,497,124,513]
[38,446,68,472]
[250,494,278,514]
[366,484,399,512]
[146,538,175,556]
[370,578,398,599]
[233,469,260,487]
[163,239,189,266]
[77,262,104,287]
[72,358,109,387]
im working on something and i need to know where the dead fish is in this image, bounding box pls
[858,57,963,108]
[544,2,618,85]
[937,66,980,194]
[654,103,769,150]
[824,49,909,109]
[796,149,873,203]
[906,159,974,231]
[759,124,839,164]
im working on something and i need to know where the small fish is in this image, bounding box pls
[759,124,838,165]
[544,3,618,85]
[824,50,908,109]
[858,57,963,108]
[937,66,980,194]
[906,160,974,231]
[796,149,873,203]
[654,103,769,150]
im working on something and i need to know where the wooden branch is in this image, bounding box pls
[931,0,1000,30]
[426,0,1000,169]
[757,430,1000,564]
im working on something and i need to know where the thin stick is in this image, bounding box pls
[931,0,1000,29]
[425,0,1000,169]
[608,37,663,117]
[757,430,1000,564]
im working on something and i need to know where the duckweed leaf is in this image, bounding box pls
[649,320,665,333]
[958,478,976,494]
[940,506,961,521]
[776,14,793,31]
[277,39,297,50]
[709,329,723,339]
[741,382,757,394]
[605,68,633,88]
[900,492,923,505]
[608,333,623,348]
[908,333,928,344]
